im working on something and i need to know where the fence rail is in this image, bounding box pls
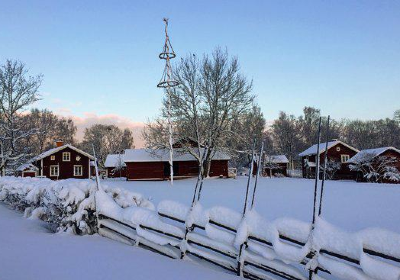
[97,200,400,280]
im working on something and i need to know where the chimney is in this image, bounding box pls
[55,140,64,147]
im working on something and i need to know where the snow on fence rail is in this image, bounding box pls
[1,177,400,280]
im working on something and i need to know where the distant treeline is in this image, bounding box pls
[267,107,400,167]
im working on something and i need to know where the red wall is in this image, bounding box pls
[126,160,228,180]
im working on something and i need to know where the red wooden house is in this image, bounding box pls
[123,148,230,180]
[18,141,95,180]
[299,140,359,179]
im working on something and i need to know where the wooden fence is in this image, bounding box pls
[96,198,400,280]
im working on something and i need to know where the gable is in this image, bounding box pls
[299,140,358,157]
[31,144,95,163]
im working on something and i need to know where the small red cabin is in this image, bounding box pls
[299,140,359,180]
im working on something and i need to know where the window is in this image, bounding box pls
[341,154,350,163]
[50,165,59,176]
[51,155,55,160]
[62,152,70,161]
[74,165,83,176]
[336,146,341,152]
[76,156,81,161]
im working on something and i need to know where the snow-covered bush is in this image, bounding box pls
[320,160,341,180]
[0,177,153,234]
[349,154,400,183]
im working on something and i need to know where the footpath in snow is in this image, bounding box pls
[0,203,236,280]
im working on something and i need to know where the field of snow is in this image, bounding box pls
[105,176,400,234]
[1,176,399,280]
[0,203,236,280]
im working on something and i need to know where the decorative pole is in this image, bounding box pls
[157,18,178,185]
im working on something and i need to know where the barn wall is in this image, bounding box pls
[126,162,165,180]
[37,147,91,180]
[126,160,229,180]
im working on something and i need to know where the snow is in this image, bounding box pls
[347,146,400,163]
[2,176,400,280]
[298,140,359,157]
[0,203,236,280]
[105,177,400,234]
[265,155,289,164]
[124,148,230,162]
[29,144,95,162]
[16,163,38,172]
[104,154,126,168]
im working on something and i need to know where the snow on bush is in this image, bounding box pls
[0,176,153,235]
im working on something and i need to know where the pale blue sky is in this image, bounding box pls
[1,0,399,123]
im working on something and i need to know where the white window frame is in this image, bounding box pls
[341,154,350,163]
[62,152,71,162]
[50,165,59,177]
[74,165,83,176]
[51,155,55,160]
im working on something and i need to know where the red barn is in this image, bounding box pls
[346,147,400,183]
[20,141,95,180]
[299,140,359,179]
[124,148,230,181]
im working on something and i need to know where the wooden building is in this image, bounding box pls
[19,141,95,180]
[264,155,289,177]
[346,147,400,183]
[15,163,39,177]
[123,148,230,180]
[299,140,359,179]
[104,154,127,178]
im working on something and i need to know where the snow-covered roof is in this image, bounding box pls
[104,154,126,168]
[299,140,359,157]
[30,144,95,162]
[16,163,38,172]
[265,155,289,164]
[124,148,230,163]
[346,147,400,164]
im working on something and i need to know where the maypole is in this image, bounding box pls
[157,18,178,185]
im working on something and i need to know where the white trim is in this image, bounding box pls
[50,155,55,160]
[341,154,350,163]
[88,160,90,179]
[62,152,71,162]
[41,159,43,176]
[50,165,59,177]
[74,165,83,176]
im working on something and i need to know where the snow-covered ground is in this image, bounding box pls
[0,203,236,280]
[105,176,400,234]
[1,176,399,280]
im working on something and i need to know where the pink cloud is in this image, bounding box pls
[57,112,146,148]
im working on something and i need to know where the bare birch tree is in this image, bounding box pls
[0,60,42,175]
[143,48,255,176]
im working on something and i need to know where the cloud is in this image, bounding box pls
[57,112,146,148]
